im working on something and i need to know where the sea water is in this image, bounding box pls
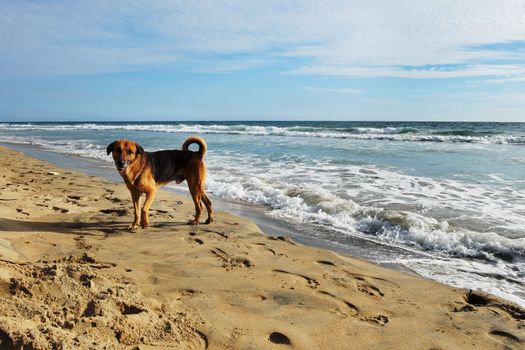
[1,121,524,306]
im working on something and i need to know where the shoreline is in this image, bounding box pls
[1,146,524,348]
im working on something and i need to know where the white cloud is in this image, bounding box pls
[293,64,525,79]
[1,0,525,78]
[302,86,361,94]
[469,75,525,84]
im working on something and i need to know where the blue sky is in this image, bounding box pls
[1,0,525,122]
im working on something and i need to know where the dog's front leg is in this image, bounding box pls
[141,189,156,229]
[128,190,141,231]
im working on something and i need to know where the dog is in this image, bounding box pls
[107,136,213,230]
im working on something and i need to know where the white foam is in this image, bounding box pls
[0,136,109,162]
[204,153,525,262]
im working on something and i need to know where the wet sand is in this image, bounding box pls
[0,146,523,349]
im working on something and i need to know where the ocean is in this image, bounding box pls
[1,121,524,306]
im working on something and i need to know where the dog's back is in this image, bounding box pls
[148,149,193,184]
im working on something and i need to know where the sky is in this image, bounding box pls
[1,0,525,122]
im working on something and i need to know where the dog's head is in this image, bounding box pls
[106,140,144,173]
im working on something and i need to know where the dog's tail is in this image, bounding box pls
[182,136,207,158]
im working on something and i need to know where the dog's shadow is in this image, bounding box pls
[0,217,192,238]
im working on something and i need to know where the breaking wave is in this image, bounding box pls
[1,123,524,144]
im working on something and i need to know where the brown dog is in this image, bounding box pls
[107,136,213,230]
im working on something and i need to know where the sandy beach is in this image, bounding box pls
[0,145,523,349]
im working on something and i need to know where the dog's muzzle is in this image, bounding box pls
[115,160,129,172]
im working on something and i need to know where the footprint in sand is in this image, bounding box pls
[211,248,253,269]
[250,242,277,256]
[201,228,229,239]
[342,270,400,289]
[489,328,522,344]
[270,290,323,308]
[52,206,69,213]
[362,314,390,326]
[317,290,359,316]
[358,283,384,298]
[171,288,201,301]
[74,236,92,250]
[16,208,29,216]
[187,232,204,245]
[270,291,302,306]
[268,332,291,345]
[272,269,320,289]
[464,290,525,321]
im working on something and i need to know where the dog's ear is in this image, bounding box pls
[107,141,116,155]
[135,143,144,155]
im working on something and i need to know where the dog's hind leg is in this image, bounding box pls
[140,189,156,229]
[202,192,213,224]
[187,180,203,225]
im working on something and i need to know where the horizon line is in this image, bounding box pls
[1,119,524,124]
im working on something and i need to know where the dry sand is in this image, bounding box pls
[0,145,523,349]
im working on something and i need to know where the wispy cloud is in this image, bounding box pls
[1,1,525,79]
[293,64,525,79]
[302,86,360,94]
[469,75,525,84]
